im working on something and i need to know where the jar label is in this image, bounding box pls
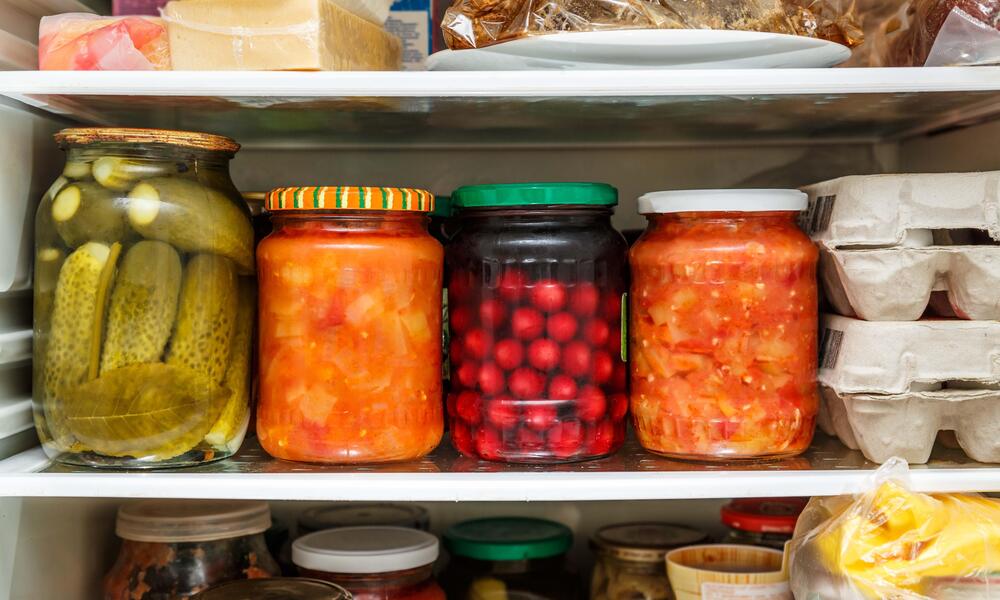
[620,292,628,363]
[701,582,792,600]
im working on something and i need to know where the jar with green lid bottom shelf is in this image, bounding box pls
[103,500,280,599]
[441,517,578,600]
[446,183,629,463]
[590,522,708,600]
[293,526,445,600]
[35,127,254,468]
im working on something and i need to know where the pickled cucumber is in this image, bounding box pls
[33,247,65,354]
[92,157,176,191]
[42,242,121,447]
[63,161,92,180]
[52,182,127,247]
[204,278,254,450]
[167,254,238,384]
[101,241,182,373]
[62,363,227,460]
[127,178,254,273]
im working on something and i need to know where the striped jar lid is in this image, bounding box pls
[266,186,435,212]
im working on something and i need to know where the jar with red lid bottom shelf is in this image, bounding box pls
[257,187,443,464]
[441,517,578,600]
[721,498,806,550]
[292,526,444,600]
[589,522,708,600]
[103,500,280,599]
[630,189,819,461]
[191,578,352,600]
[446,183,629,464]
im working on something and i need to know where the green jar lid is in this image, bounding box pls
[452,183,617,208]
[431,196,451,218]
[444,517,573,561]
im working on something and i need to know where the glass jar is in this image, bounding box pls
[103,500,280,599]
[192,578,351,600]
[293,526,444,600]
[590,522,708,600]
[441,517,578,600]
[257,187,444,464]
[630,190,819,461]
[445,183,629,463]
[35,127,254,468]
[721,498,805,550]
[298,504,431,537]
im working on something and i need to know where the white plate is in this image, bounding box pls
[427,29,851,70]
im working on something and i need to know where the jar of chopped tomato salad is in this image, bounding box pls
[257,187,444,464]
[630,190,819,461]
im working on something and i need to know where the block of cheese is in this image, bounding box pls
[163,0,402,70]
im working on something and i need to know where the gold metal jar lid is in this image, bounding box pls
[55,127,240,154]
[591,522,708,563]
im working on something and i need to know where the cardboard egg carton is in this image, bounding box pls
[803,172,1000,321]
[801,172,1000,248]
[820,245,1000,321]
[819,314,1000,395]
[820,385,1000,464]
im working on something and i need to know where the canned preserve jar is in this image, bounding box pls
[590,522,708,600]
[35,128,254,468]
[721,498,805,550]
[257,187,444,463]
[192,578,352,600]
[446,183,629,463]
[103,500,280,599]
[441,517,578,600]
[293,526,445,600]
[630,190,819,460]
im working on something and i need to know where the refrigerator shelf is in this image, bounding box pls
[1,68,1000,147]
[2,434,999,501]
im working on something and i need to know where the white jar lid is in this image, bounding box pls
[293,526,439,574]
[637,189,807,214]
[117,500,272,543]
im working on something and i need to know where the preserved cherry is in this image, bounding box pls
[445,183,628,463]
[257,187,443,464]
[630,190,819,461]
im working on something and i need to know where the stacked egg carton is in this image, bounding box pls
[802,172,1000,464]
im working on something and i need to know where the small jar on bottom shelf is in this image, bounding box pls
[721,498,805,550]
[589,522,708,600]
[445,183,629,464]
[192,578,351,600]
[103,500,280,599]
[292,527,444,600]
[35,127,254,468]
[629,190,819,461]
[441,517,578,600]
[256,187,444,464]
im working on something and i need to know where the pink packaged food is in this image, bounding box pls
[113,0,169,15]
[38,13,170,70]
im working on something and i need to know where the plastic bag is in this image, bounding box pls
[441,0,864,50]
[38,13,170,70]
[858,0,1000,66]
[788,458,1000,599]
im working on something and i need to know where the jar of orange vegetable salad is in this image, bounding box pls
[630,190,819,461]
[257,186,444,463]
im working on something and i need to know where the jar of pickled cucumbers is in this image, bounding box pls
[34,128,254,468]
[257,186,444,463]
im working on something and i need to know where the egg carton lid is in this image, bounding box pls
[801,172,1000,248]
[818,313,1000,395]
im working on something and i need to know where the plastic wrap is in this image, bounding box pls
[441,0,863,50]
[38,14,169,70]
[789,459,1000,599]
[860,0,1000,66]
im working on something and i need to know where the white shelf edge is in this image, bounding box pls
[2,67,1000,98]
[3,447,1000,501]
